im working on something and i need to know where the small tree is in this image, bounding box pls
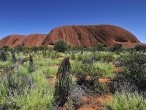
[135,45,146,52]
[38,45,48,51]
[54,40,68,52]
[14,45,24,52]
[93,42,105,51]
[23,47,30,55]
[2,46,11,52]
[30,46,38,52]
[110,44,123,52]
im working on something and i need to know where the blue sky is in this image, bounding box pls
[0,0,146,43]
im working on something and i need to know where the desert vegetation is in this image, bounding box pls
[0,44,146,110]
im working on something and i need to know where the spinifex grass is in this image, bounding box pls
[0,61,12,70]
[107,91,146,110]
[0,66,54,110]
[71,60,114,78]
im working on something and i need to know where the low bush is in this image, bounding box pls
[110,44,123,52]
[54,40,68,52]
[0,61,12,70]
[107,91,146,110]
[97,52,116,62]
[113,51,146,92]
[93,42,105,51]
[14,45,24,52]
[0,62,54,110]
[71,60,112,94]
[135,44,146,52]
[70,53,76,60]
[0,50,7,62]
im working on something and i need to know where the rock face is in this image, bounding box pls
[44,25,140,47]
[0,35,25,48]
[0,25,141,48]
[0,34,47,48]
[22,34,47,47]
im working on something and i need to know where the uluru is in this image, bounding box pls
[22,34,47,47]
[0,34,47,48]
[0,35,25,48]
[44,25,140,47]
[0,25,141,48]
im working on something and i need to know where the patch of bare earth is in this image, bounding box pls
[75,76,113,110]
[98,77,112,83]
[78,94,113,110]
[51,63,118,110]
[49,65,58,69]
[48,77,56,85]
[58,93,113,110]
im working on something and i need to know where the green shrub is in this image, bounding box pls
[54,40,68,52]
[0,66,54,110]
[2,46,11,52]
[6,72,33,96]
[71,60,102,88]
[0,61,12,69]
[23,47,30,55]
[107,91,146,110]
[38,45,48,51]
[71,58,114,78]
[0,50,7,61]
[50,51,61,59]
[94,62,115,77]
[93,42,105,51]
[116,51,146,91]
[30,46,38,52]
[14,45,24,52]
[135,45,146,52]
[70,53,76,60]
[76,53,83,61]
[97,52,116,62]
[110,44,123,52]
